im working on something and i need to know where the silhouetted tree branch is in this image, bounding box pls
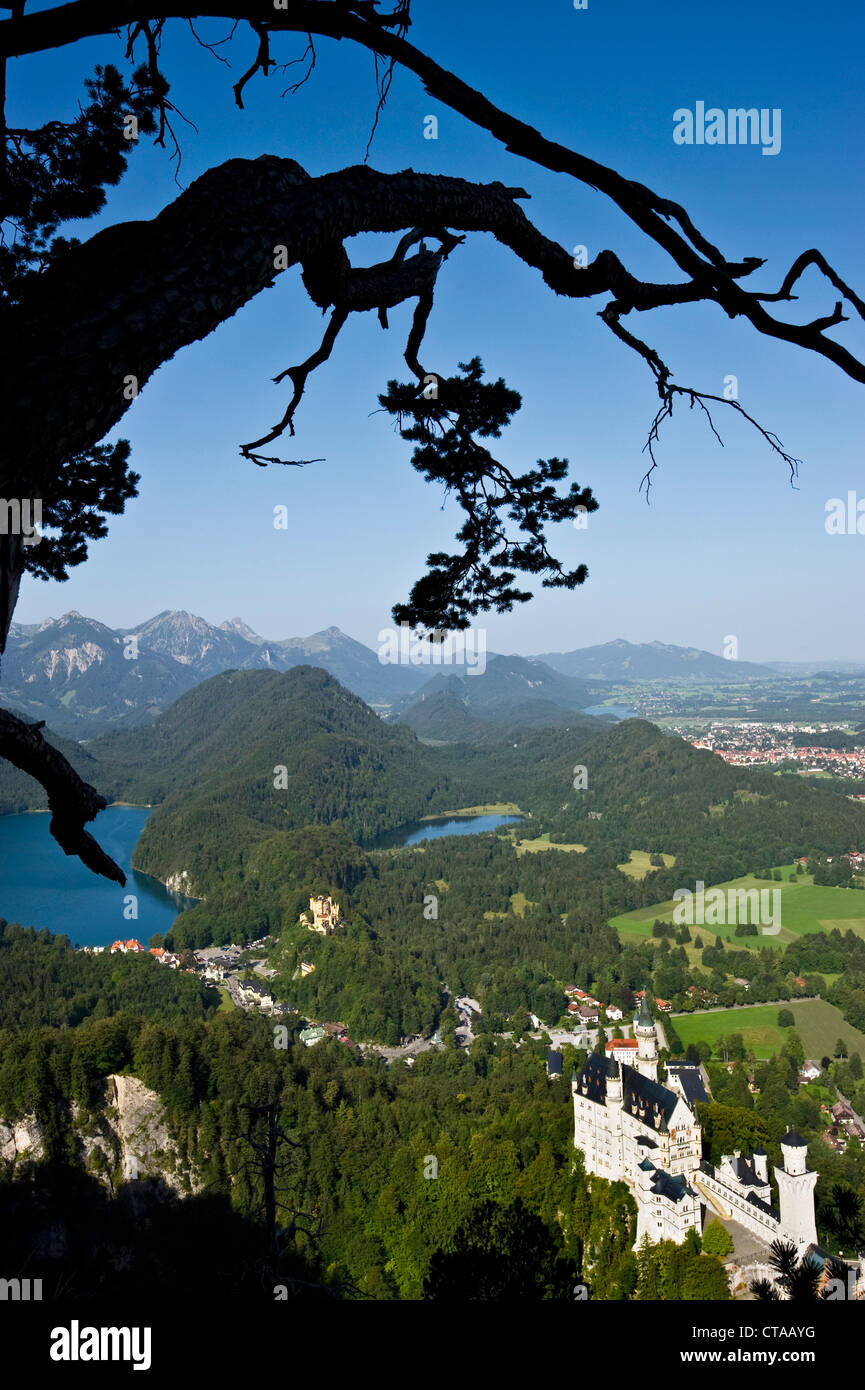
[1,0,862,877]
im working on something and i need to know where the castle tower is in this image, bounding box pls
[633,994,658,1082]
[752,1145,769,1184]
[774,1130,818,1252]
[604,1057,625,1179]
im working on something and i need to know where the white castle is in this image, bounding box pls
[572,994,819,1253]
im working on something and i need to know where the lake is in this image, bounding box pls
[0,805,196,948]
[582,704,638,720]
[368,812,523,850]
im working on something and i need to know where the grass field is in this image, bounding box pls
[617,850,676,879]
[671,998,865,1060]
[513,832,587,857]
[423,802,522,819]
[610,874,865,951]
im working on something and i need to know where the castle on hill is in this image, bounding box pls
[300,894,345,936]
[572,994,819,1253]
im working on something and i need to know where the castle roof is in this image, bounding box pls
[576,1052,679,1127]
[636,993,654,1029]
[665,1064,709,1105]
[640,1158,694,1204]
[726,1154,764,1187]
[746,1191,780,1222]
[781,1129,807,1147]
[651,1169,692,1204]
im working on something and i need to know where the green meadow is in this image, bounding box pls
[617,849,676,879]
[513,832,587,857]
[671,998,865,1061]
[610,873,865,952]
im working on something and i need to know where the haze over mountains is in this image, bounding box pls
[537,638,775,682]
[3,610,797,739]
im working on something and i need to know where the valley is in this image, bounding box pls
[4,645,865,1305]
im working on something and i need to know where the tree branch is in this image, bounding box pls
[0,706,125,883]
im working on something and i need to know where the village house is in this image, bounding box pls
[799,1060,822,1083]
[110,939,144,954]
[238,978,275,1010]
[149,947,180,968]
[605,1005,624,1021]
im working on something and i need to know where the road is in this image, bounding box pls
[837,1087,865,1133]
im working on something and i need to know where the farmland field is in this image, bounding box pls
[671,998,865,1060]
[610,874,865,951]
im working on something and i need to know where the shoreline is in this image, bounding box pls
[2,801,153,817]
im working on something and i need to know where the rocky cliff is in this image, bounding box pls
[0,1073,201,1196]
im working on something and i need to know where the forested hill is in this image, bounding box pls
[4,665,864,904]
[85,666,462,888]
[542,718,865,888]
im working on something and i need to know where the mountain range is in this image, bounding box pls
[2,612,786,740]
[2,611,424,736]
[536,638,774,682]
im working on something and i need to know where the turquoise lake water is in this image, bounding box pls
[0,807,522,945]
[368,812,522,850]
[0,805,196,947]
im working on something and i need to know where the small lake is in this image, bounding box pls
[368,812,522,850]
[0,805,196,947]
[583,704,638,720]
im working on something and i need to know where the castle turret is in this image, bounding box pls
[633,993,658,1082]
[606,1056,622,1106]
[604,1057,625,1179]
[752,1145,769,1184]
[774,1130,818,1252]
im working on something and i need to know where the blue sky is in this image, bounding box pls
[8,0,865,660]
